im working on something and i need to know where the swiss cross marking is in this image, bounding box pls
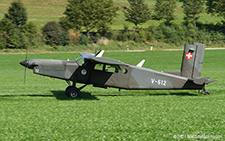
[185,52,193,60]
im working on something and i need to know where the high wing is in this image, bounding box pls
[79,50,105,59]
[80,50,126,66]
[79,52,95,58]
[87,57,126,65]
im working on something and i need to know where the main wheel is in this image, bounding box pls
[204,91,210,95]
[65,86,81,99]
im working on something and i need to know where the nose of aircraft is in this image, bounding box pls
[20,60,28,67]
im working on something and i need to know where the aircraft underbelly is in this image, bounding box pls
[129,68,187,90]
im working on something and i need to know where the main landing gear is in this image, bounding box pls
[65,86,81,98]
[201,86,210,95]
[65,80,87,99]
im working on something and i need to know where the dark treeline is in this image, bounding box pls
[0,0,225,50]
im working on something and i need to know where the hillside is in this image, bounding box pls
[0,0,222,29]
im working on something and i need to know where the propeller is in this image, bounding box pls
[23,46,28,85]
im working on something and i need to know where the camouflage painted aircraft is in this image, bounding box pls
[20,43,215,98]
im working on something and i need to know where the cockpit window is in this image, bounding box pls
[76,57,85,66]
[94,64,119,73]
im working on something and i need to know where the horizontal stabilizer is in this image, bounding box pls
[192,77,215,85]
[137,59,145,67]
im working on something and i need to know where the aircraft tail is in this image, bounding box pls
[180,43,205,78]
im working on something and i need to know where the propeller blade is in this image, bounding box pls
[24,46,28,85]
[24,65,27,85]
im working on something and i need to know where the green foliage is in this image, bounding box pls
[4,0,27,27]
[0,1,40,49]
[42,21,70,46]
[62,0,118,35]
[0,17,39,49]
[154,0,176,25]
[123,0,151,27]
[0,18,13,49]
[22,22,43,48]
[182,0,205,27]
[106,22,225,47]
[206,0,225,22]
[79,34,91,45]
[1,0,225,50]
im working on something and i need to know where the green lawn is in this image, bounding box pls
[0,50,224,140]
[0,0,222,29]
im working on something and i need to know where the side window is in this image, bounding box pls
[76,58,85,66]
[94,64,119,73]
[105,65,118,73]
[122,69,128,74]
[94,64,104,71]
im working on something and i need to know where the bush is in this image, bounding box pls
[68,29,81,46]
[22,22,43,48]
[0,18,13,49]
[155,23,180,44]
[42,21,70,46]
[0,18,28,49]
[79,34,91,45]
[8,28,27,49]
[0,32,7,49]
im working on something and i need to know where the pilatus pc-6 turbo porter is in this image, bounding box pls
[20,43,215,98]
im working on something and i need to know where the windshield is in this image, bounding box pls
[75,57,85,66]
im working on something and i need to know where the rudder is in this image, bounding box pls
[180,43,205,78]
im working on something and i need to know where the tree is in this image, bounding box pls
[0,18,14,49]
[0,1,39,49]
[123,0,151,28]
[182,0,204,27]
[154,0,176,25]
[206,0,225,22]
[62,0,118,36]
[5,0,27,27]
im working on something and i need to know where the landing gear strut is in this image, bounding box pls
[201,86,210,95]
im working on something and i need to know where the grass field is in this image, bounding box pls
[0,0,222,29]
[0,50,224,140]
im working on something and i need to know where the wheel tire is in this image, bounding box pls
[65,86,81,99]
[65,86,73,97]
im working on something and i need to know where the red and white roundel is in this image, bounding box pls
[185,52,193,60]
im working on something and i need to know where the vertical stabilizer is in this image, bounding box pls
[181,43,205,78]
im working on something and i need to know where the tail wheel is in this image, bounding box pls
[65,86,81,99]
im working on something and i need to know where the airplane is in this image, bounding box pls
[20,43,215,98]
